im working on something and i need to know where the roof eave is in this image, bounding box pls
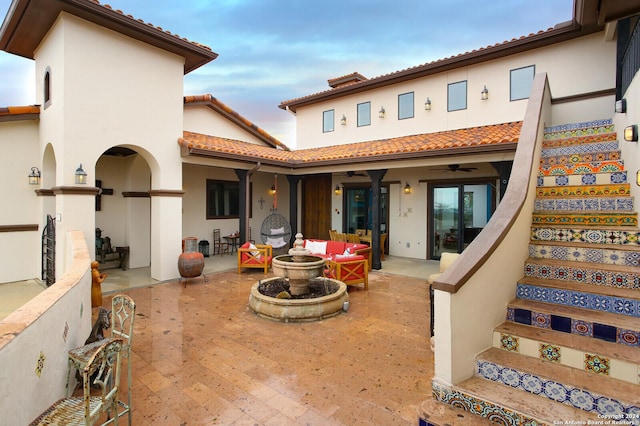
[0,0,218,74]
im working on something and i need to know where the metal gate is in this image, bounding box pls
[42,214,55,287]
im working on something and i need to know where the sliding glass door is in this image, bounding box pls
[430,182,494,258]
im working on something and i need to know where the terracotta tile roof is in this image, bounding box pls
[279,23,581,112]
[184,94,290,151]
[0,105,40,122]
[327,72,368,88]
[179,121,521,167]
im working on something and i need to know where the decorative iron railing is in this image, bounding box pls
[42,214,55,287]
[620,17,640,97]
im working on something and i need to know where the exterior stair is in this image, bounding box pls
[423,119,640,426]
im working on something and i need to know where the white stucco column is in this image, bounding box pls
[433,289,454,385]
[53,187,100,278]
[150,190,184,281]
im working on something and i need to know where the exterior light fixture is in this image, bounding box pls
[481,86,489,100]
[269,185,277,195]
[334,185,341,195]
[404,182,411,194]
[424,98,431,110]
[340,114,347,125]
[379,107,385,118]
[624,124,638,142]
[615,98,627,113]
[28,167,41,185]
[637,170,640,186]
[74,163,87,184]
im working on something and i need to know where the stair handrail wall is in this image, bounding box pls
[432,73,551,385]
[0,230,92,425]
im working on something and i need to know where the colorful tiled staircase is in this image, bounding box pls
[425,119,640,425]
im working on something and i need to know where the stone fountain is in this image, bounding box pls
[248,233,349,322]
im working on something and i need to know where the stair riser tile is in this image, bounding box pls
[536,184,630,197]
[540,151,621,166]
[534,197,635,212]
[528,245,640,267]
[493,332,639,384]
[507,306,640,347]
[531,213,637,227]
[475,359,640,419]
[539,161,624,176]
[431,380,542,426]
[530,227,640,246]
[538,171,627,187]
[523,263,640,289]
[516,283,640,318]
[541,141,619,157]
[544,119,614,139]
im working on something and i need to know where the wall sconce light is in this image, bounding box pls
[403,182,411,194]
[74,163,87,184]
[28,167,41,185]
[637,170,640,186]
[624,124,638,142]
[269,185,277,195]
[424,98,431,110]
[340,114,347,125]
[334,185,341,195]
[481,86,489,100]
[378,107,385,118]
[615,98,627,113]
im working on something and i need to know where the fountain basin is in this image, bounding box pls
[271,254,326,296]
[249,277,348,322]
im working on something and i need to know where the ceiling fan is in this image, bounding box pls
[434,164,478,173]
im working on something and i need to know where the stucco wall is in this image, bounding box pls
[294,33,614,149]
[0,230,91,424]
[184,105,269,145]
[0,120,41,282]
[614,70,640,209]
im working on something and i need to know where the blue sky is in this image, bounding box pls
[0,0,573,146]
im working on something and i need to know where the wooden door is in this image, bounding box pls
[301,174,332,240]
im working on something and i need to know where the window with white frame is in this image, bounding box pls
[398,92,414,120]
[510,65,535,101]
[323,109,335,132]
[357,102,371,127]
[448,81,467,111]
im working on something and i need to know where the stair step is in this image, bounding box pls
[532,211,637,227]
[507,298,640,345]
[534,196,635,212]
[528,242,640,267]
[516,279,640,319]
[476,347,640,416]
[538,170,627,187]
[494,321,640,366]
[431,377,596,425]
[524,257,639,289]
[536,183,631,197]
[543,119,615,142]
[530,226,640,246]
[539,160,625,176]
[418,397,495,426]
[540,150,621,166]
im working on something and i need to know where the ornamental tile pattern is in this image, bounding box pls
[431,380,537,426]
[540,141,619,157]
[500,334,519,352]
[537,171,627,187]
[539,343,561,362]
[538,160,624,176]
[584,353,610,375]
[535,184,630,197]
[475,359,638,418]
[539,150,620,166]
[531,212,637,227]
[530,227,640,246]
[528,244,640,266]
[534,197,634,212]
[543,119,614,139]
[523,262,640,288]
